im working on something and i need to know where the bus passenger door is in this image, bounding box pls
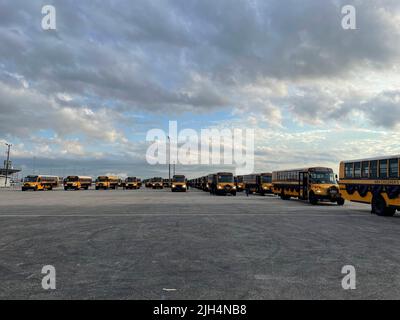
[299,172,308,200]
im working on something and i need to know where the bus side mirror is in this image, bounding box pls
[335,174,338,179]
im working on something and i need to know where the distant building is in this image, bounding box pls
[0,161,21,188]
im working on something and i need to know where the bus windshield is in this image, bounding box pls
[66,176,78,182]
[310,172,336,184]
[98,177,108,182]
[218,175,233,183]
[262,176,272,183]
[24,176,38,182]
[126,177,137,182]
[173,176,185,182]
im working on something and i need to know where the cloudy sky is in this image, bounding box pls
[1,0,399,178]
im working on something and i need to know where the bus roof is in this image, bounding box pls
[66,176,92,179]
[341,155,400,164]
[273,167,333,173]
[98,175,119,179]
[26,175,59,178]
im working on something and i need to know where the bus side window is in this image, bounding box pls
[389,159,399,178]
[354,162,361,178]
[379,160,388,179]
[361,161,369,178]
[345,163,353,178]
[370,161,378,178]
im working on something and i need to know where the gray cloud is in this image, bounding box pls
[361,91,400,129]
[1,0,400,114]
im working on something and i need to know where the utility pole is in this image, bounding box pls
[4,143,12,187]
[167,136,171,187]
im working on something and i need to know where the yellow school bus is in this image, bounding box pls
[64,176,92,190]
[150,177,164,189]
[22,175,59,191]
[171,175,187,192]
[210,172,237,196]
[95,176,119,190]
[339,156,400,216]
[124,177,140,190]
[243,173,273,195]
[258,173,273,195]
[272,167,344,205]
[235,175,244,192]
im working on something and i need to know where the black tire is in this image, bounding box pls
[372,195,395,216]
[95,187,99,190]
[309,192,318,205]
[337,198,345,206]
[232,191,237,196]
[280,190,290,200]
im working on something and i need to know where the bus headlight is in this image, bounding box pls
[183,185,187,188]
[218,185,223,189]
[172,184,176,188]
[232,186,236,189]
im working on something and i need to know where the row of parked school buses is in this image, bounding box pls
[21,175,143,191]
[188,155,400,216]
[21,174,189,192]
[20,155,400,216]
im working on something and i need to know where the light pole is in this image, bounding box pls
[4,143,12,187]
[173,138,178,176]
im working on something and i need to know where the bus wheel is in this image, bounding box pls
[372,195,395,216]
[309,193,318,205]
[337,198,345,206]
[280,191,289,200]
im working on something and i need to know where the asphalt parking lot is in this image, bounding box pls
[0,187,400,300]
